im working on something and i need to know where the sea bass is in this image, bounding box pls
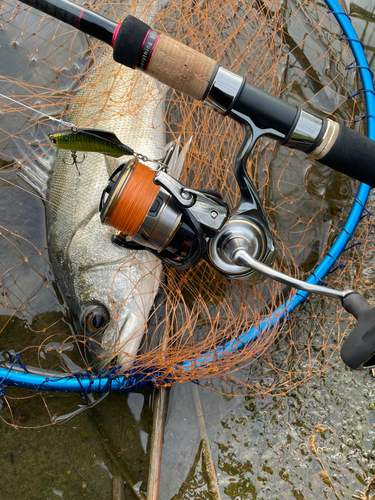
[22,47,169,371]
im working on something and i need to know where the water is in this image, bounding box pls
[1,0,375,499]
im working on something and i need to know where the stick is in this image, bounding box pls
[147,385,169,499]
[113,468,125,500]
[147,320,170,500]
[191,383,221,499]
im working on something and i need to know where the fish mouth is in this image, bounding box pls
[82,311,146,373]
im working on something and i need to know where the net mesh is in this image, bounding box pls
[0,0,372,427]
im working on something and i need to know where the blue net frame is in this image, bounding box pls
[0,0,373,395]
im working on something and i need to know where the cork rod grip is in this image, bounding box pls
[112,15,218,101]
[146,34,218,101]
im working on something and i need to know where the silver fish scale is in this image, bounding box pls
[47,47,167,370]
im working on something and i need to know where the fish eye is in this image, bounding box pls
[49,135,57,144]
[82,306,109,334]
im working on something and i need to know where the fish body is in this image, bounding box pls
[21,44,169,370]
[48,53,167,370]
[48,128,135,159]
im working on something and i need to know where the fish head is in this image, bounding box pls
[66,213,162,372]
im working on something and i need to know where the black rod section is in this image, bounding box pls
[231,81,297,136]
[319,122,375,187]
[18,0,117,45]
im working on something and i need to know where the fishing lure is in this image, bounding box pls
[48,127,135,158]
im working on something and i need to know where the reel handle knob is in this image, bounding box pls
[341,291,372,319]
[340,292,375,370]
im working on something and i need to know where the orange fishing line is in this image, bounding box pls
[108,162,159,237]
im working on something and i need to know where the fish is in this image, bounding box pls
[48,128,135,159]
[20,45,176,372]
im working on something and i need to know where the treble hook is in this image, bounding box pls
[63,150,85,175]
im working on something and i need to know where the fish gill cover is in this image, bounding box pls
[0,0,372,427]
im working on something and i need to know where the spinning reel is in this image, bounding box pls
[100,114,277,282]
[100,114,375,372]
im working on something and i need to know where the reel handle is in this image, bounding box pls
[229,246,375,371]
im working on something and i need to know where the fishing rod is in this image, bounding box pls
[19,0,375,188]
[11,0,375,375]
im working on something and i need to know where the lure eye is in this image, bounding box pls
[49,135,57,144]
[82,306,109,334]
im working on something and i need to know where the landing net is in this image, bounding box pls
[0,0,373,426]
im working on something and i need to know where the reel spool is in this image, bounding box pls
[100,158,186,254]
[100,157,222,271]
